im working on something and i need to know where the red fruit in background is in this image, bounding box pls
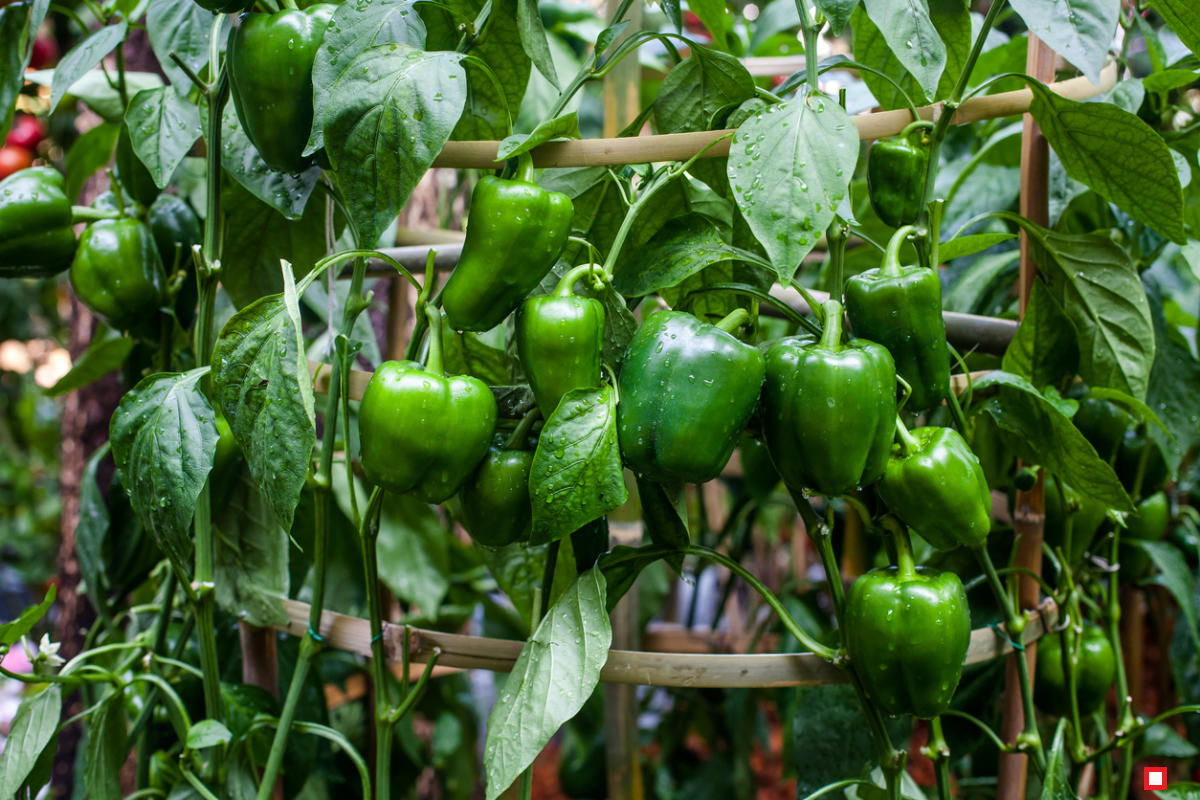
[0,146,33,179]
[6,114,45,150]
[30,34,58,69]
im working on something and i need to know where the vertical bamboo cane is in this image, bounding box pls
[996,32,1055,800]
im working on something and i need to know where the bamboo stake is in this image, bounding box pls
[431,65,1116,169]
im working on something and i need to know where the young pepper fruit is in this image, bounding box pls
[1034,622,1116,716]
[867,120,932,228]
[442,153,574,332]
[877,420,992,550]
[227,5,335,173]
[763,300,896,497]
[844,224,949,412]
[459,412,537,547]
[617,307,765,483]
[358,308,497,503]
[845,525,971,719]
[70,216,165,340]
[516,264,605,418]
[0,166,77,277]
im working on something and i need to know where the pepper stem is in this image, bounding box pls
[424,306,445,376]
[516,151,537,184]
[899,119,935,142]
[894,415,920,456]
[555,264,604,297]
[714,307,750,333]
[890,521,918,578]
[504,409,539,450]
[818,299,843,350]
[882,225,916,277]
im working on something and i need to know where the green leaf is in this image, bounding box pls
[76,446,109,610]
[540,167,628,271]
[496,112,580,160]
[1039,718,1072,800]
[219,179,328,308]
[110,369,219,577]
[64,121,119,203]
[186,719,234,750]
[477,540,576,625]
[1020,224,1155,400]
[211,269,316,532]
[517,0,558,88]
[442,331,520,385]
[452,56,510,141]
[974,371,1132,511]
[1150,0,1200,56]
[376,491,451,611]
[1144,291,1200,476]
[1140,540,1200,647]
[0,584,56,646]
[816,0,859,35]
[213,463,290,627]
[484,567,611,800]
[1142,68,1199,95]
[0,0,48,142]
[0,685,61,798]
[1152,783,1200,800]
[26,69,163,124]
[1085,387,1171,439]
[51,22,128,111]
[1136,722,1200,758]
[652,46,756,134]
[635,475,689,552]
[146,0,221,95]
[749,0,799,53]
[1002,279,1078,390]
[612,215,768,297]
[322,44,466,247]
[222,105,320,221]
[859,0,948,101]
[1009,0,1118,82]
[792,684,900,796]
[124,86,202,189]
[938,232,1016,262]
[452,0,528,124]
[689,0,730,50]
[46,325,134,397]
[1028,82,1185,243]
[84,691,127,800]
[728,94,857,281]
[851,0,968,108]
[529,385,628,545]
[307,0,425,154]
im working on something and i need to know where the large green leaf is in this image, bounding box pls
[211,268,316,531]
[83,691,127,800]
[858,0,948,102]
[1145,290,1200,476]
[146,0,222,94]
[1028,82,1185,243]
[1002,279,1078,390]
[529,386,627,545]
[221,105,320,221]
[1151,0,1200,55]
[1009,0,1118,82]
[322,44,465,247]
[125,87,202,189]
[851,0,968,107]
[1140,540,1200,647]
[484,567,611,800]
[0,0,48,141]
[477,540,576,626]
[51,22,127,111]
[110,369,219,577]
[540,167,628,274]
[613,215,769,297]
[727,94,858,281]
[1020,224,1155,400]
[517,0,558,88]
[0,686,61,798]
[213,463,290,627]
[652,46,756,134]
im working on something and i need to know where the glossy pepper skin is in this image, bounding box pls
[878,423,991,550]
[227,6,334,173]
[70,217,165,339]
[0,167,76,277]
[867,121,932,228]
[358,308,497,503]
[617,308,765,484]
[148,194,203,326]
[442,155,574,332]
[1035,623,1116,716]
[845,224,949,412]
[845,529,971,718]
[1120,491,1169,578]
[1072,394,1132,463]
[116,125,160,207]
[516,265,604,418]
[763,300,896,496]
[459,415,537,548]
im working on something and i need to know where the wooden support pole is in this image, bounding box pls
[997,32,1055,800]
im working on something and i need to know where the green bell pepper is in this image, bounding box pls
[116,124,160,207]
[763,300,896,497]
[442,155,574,332]
[1072,394,1132,463]
[227,5,335,174]
[845,527,971,718]
[515,264,604,418]
[69,217,165,339]
[0,166,77,277]
[844,224,949,412]
[867,121,932,229]
[617,308,765,484]
[1034,622,1115,716]
[877,421,991,550]
[1116,427,1169,495]
[459,414,537,547]
[357,308,497,503]
[148,194,203,326]
[1120,490,1169,579]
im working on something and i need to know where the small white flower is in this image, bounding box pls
[35,634,64,668]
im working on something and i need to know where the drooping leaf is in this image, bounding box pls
[816,0,859,35]
[1139,540,1200,647]
[124,86,202,188]
[728,94,857,281]
[376,490,451,612]
[222,105,321,221]
[213,462,289,627]
[652,46,756,134]
[322,44,466,246]
[517,0,559,88]
[1144,291,1200,476]
[83,691,127,800]
[1001,279,1078,390]
[484,567,611,800]
[496,112,580,161]
[0,686,61,798]
[146,0,222,94]
[0,0,48,141]
[110,369,219,577]
[211,268,316,531]
[26,69,163,124]
[51,22,128,111]
[46,324,133,397]
[612,215,769,297]
[858,0,948,102]
[1151,0,1200,56]
[1039,718,1073,800]
[1008,0,1119,82]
